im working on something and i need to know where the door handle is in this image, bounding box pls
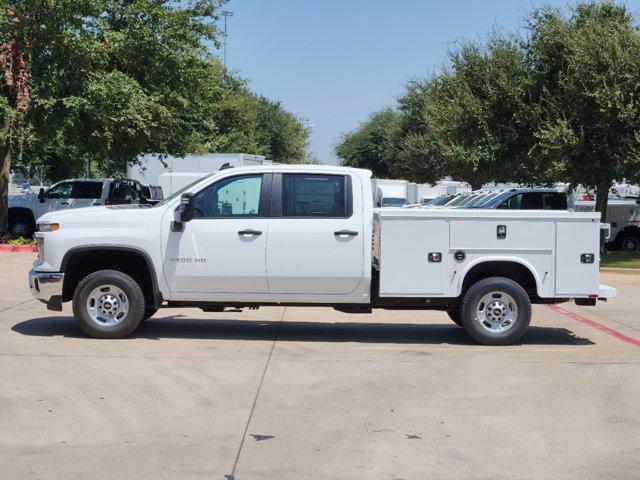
[334,230,358,237]
[61,202,70,205]
[238,229,262,236]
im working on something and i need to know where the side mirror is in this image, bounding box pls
[38,188,45,203]
[172,193,195,231]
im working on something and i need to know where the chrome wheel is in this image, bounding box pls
[475,291,518,333]
[86,284,129,326]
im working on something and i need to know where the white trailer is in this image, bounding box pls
[127,153,271,188]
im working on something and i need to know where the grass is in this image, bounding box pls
[601,251,640,269]
[0,235,35,246]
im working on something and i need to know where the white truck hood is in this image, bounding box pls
[38,204,159,225]
[8,193,38,207]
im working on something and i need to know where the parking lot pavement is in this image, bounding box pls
[1,253,639,480]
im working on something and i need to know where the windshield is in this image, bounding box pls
[469,193,501,208]
[481,192,511,208]
[463,194,492,207]
[446,194,474,206]
[381,197,407,207]
[153,173,215,207]
[430,195,452,206]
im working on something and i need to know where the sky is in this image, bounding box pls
[218,0,640,164]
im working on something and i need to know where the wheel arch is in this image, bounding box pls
[61,246,162,308]
[614,225,640,247]
[455,257,542,299]
[8,207,36,229]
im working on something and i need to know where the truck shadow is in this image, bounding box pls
[12,315,595,346]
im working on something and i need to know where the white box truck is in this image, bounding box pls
[127,153,271,196]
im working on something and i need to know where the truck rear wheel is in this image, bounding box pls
[460,277,531,346]
[72,269,145,338]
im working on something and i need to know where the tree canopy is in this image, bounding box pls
[0,0,309,232]
[336,1,640,217]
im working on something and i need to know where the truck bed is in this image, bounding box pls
[373,208,602,299]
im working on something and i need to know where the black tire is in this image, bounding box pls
[72,269,145,338]
[460,277,531,346]
[619,234,640,252]
[142,306,159,321]
[446,308,462,327]
[9,214,34,237]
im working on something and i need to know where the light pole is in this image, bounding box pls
[221,10,234,68]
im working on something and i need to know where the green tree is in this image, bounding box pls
[528,2,640,220]
[396,35,535,189]
[1,0,309,233]
[336,108,399,178]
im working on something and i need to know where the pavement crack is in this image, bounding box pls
[0,299,34,314]
[224,307,285,480]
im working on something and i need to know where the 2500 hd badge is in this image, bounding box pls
[168,257,207,263]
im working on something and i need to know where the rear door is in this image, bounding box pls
[266,172,364,296]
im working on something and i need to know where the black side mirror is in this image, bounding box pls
[38,188,45,203]
[172,193,195,231]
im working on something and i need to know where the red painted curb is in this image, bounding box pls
[547,304,640,347]
[0,244,37,253]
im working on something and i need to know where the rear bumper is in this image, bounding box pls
[598,284,617,300]
[28,268,64,311]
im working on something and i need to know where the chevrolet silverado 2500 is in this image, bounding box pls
[28,165,616,345]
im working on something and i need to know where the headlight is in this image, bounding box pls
[37,223,59,232]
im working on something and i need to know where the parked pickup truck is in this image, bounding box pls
[28,165,616,345]
[9,178,162,237]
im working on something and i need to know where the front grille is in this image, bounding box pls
[36,237,44,262]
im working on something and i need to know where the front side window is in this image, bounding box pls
[71,182,103,199]
[45,182,73,199]
[282,174,347,217]
[194,174,263,218]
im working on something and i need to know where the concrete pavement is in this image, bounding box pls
[0,253,638,479]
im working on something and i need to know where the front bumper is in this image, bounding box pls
[28,268,64,311]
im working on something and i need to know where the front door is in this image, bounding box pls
[266,173,365,296]
[36,181,74,219]
[163,173,271,296]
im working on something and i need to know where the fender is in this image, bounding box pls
[60,245,162,308]
[453,255,544,298]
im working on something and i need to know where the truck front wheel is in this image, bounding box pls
[72,270,145,338]
[460,277,531,346]
[9,214,34,237]
[446,308,462,327]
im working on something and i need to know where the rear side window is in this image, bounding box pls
[542,193,567,210]
[522,193,544,209]
[281,174,348,217]
[72,182,103,199]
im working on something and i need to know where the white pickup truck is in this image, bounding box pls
[9,178,162,237]
[28,165,616,345]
